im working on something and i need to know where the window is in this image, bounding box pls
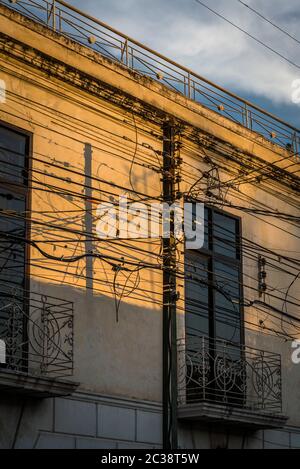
[185,206,243,345]
[184,206,244,405]
[0,123,30,370]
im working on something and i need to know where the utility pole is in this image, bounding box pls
[162,122,179,449]
[84,143,93,293]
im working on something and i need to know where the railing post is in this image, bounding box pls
[130,46,134,69]
[187,72,191,99]
[244,104,249,129]
[46,0,57,31]
[58,7,62,33]
[121,39,129,66]
[46,1,49,26]
[293,131,299,159]
[125,40,129,66]
[52,0,56,32]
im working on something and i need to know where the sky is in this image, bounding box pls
[67,0,300,127]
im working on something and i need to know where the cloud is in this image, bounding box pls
[67,0,300,109]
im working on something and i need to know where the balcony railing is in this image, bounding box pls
[178,336,282,413]
[0,284,74,378]
[1,0,300,154]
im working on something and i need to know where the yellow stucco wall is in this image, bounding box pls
[0,4,299,426]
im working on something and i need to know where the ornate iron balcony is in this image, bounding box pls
[178,336,282,414]
[0,284,74,379]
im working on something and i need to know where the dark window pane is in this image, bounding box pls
[0,127,27,183]
[215,314,241,345]
[0,125,28,373]
[0,191,26,288]
[185,206,242,349]
[214,212,238,259]
[185,252,209,338]
[0,127,26,154]
[214,261,241,344]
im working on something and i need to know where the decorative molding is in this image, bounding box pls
[0,32,168,127]
[178,402,288,430]
[0,369,79,397]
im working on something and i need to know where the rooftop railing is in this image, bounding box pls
[1,0,300,155]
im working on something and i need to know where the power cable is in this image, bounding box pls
[193,0,300,70]
[237,0,300,46]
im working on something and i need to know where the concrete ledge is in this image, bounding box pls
[178,402,289,430]
[0,369,79,398]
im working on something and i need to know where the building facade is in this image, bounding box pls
[0,0,300,449]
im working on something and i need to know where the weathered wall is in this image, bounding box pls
[0,4,299,448]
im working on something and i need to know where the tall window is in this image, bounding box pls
[185,206,243,345]
[0,123,30,368]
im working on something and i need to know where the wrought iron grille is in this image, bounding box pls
[1,0,300,154]
[178,336,282,413]
[0,284,74,378]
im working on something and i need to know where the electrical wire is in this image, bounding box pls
[193,0,300,70]
[236,0,300,46]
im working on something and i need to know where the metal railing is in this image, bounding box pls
[178,336,282,413]
[1,0,300,155]
[0,283,74,378]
